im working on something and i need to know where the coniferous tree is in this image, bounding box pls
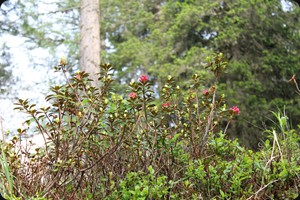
[103,0,300,148]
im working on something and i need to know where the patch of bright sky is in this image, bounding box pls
[0,0,73,137]
[281,0,293,11]
[0,34,66,136]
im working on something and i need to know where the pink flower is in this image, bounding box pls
[230,106,240,115]
[203,89,209,96]
[129,92,137,100]
[76,74,81,80]
[162,102,170,108]
[139,74,149,84]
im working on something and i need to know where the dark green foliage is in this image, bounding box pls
[103,0,300,148]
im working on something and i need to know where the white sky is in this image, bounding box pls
[0,35,65,137]
[0,0,72,137]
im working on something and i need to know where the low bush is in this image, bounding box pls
[0,53,299,199]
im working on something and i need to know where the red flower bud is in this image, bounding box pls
[129,92,137,100]
[162,102,170,108]
[139,74,149,84]
[230,106,240,115]
[203,89,209,96]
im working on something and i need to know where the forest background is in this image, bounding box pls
[0,0,300,199]
[0,0,299,148]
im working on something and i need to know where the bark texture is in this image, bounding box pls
[79,0,100,85]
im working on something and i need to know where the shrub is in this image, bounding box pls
[0,53,300,199]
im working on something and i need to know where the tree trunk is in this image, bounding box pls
[79,0,100,85]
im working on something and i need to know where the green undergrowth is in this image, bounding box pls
[0,54,299,199]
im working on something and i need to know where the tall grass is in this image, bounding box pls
[0,120,13,199]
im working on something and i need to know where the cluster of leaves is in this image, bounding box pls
[0,54,300,199]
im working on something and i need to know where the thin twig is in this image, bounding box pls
[201,86,217,155]
[289,75,300,94]
[223,118,232,134]
[246,179,278,200]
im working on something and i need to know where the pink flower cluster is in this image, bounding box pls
[128,75,149,99]
[139,74,149,84]
[203,89,209,96]
[162,102,170,108]
[230,106,240,115]
[129,92,137,100]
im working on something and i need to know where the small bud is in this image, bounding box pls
[54,117,60,123]
[153,106,158,113]
[203,89,209,96]
[192,73,198,80]
[76,74,81,80]
[219,52,223,58]
[60,57,67,66]
[130,81,135,86]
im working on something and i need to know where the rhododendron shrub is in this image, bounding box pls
[3,53,300,199]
